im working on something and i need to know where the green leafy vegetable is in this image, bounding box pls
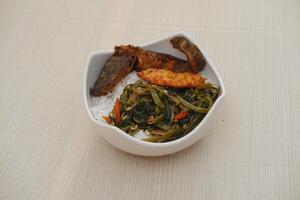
[108,80,220,142]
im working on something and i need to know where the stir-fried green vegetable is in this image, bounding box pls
[107,80,220,142]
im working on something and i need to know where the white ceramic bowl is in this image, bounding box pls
[84,31,225,156]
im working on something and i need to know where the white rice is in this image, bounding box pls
[90,72,149,138]
[91,72,140,114]
[90,72,140,121]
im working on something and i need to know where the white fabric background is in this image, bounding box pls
[0,0,299,199]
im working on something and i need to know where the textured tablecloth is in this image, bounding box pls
[0,0,299,199]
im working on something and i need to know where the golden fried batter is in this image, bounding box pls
[137,69,206,88]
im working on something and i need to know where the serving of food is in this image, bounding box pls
[88,35,221,143]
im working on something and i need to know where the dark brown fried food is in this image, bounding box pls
[90,36,206,96]
[90,54,135,96]
[137,69,206,88]
[116,36,206,73]
[170,36,206,72]
[115,45,193,73]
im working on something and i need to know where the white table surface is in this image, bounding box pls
[0,0,299,199]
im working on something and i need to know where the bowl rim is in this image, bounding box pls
[83,31,226,147]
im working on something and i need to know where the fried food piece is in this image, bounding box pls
[90,36,206,96]
[170,36,206,72]
[115,45,192,72]
[116,36,205,73]
[90,54,135,96]
[137,69,206,88]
